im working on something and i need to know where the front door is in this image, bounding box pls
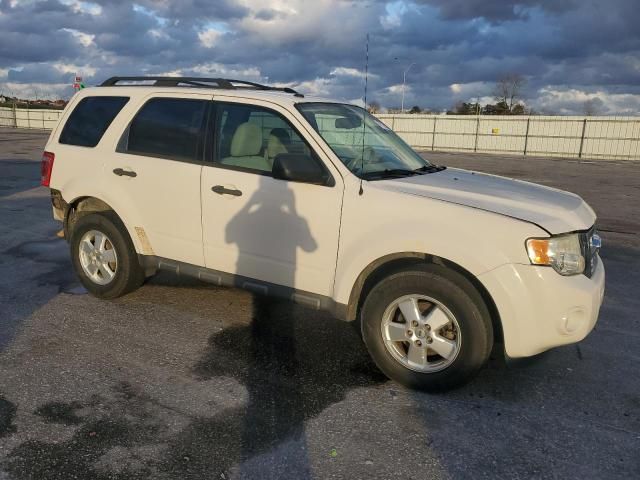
[105,93,211,266]
[200,100,343,296]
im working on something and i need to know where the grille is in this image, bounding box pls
[579,227,601,278]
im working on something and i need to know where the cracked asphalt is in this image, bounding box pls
[0,127,639,479]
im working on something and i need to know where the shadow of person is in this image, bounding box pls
[0,175,385,478]
[191,304,388,477]
[224,175,319,474]
[225,175,317,288]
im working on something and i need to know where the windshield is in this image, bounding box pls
[297,102,433,179]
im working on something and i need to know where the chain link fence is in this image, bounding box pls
[1,106,639,161]
[377,114,640,161]
[0,106,64,130]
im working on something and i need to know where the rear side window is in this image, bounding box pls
[126,98,208,162]
[59,96,129,147]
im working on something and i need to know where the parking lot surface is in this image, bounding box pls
[0,127,639,479]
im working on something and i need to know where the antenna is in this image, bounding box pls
[359,33,370,196]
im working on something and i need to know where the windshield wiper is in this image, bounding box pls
[414,164,447,173]
[362,169,419,179]
[361,165,446,180]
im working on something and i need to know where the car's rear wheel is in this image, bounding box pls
[361,264,493,391]
[70,212,144,299]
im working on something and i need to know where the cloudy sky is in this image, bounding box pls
[1,0,639,114]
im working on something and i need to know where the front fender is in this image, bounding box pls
[332,186,546,305]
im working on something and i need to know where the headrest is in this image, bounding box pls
[267,134,288,159]
[269,128,291,145]
[230,123,262,157]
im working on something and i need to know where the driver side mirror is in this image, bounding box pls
[272,153,332,185]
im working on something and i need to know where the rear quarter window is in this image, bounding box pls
[59,96,129,147]
[125,98,208,162]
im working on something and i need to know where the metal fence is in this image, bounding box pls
[0,106,63,130]
[376,114,640,161]
[1,106,639,161]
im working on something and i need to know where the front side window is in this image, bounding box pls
[126,98,208,162]
[297,103,434,179]
[214,103,315,174]
[59,96,129,147]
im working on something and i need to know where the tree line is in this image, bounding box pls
[367,74,601,116]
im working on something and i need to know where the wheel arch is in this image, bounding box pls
[64,196,112,237]
[63,196,143,254]
[345,252,503,343]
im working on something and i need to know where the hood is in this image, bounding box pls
[375,168,595,234]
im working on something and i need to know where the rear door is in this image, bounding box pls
[103,93,211,266]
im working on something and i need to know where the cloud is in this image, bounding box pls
[534,87,640,115]
[276,77,333,97]
[60,0,102,16]
[0,0,637,112]
[330,67,379,80]
[386,84,406,94]
[0,81,70,100]
[189,63,262,80]
[381,1,410,29]
[62,28,95,47]
[448,81,492,98]
[416,0,579,22]
[198,29,221,48]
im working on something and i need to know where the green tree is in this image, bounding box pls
[511,104,526,115]
[483,101,511,115]
[448,101,481,115]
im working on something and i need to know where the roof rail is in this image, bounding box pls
[99,76,304,97]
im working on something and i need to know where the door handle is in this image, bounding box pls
[212,185,242,197]
[113,168,137,178]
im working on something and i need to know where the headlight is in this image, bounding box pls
[526,233,585,276]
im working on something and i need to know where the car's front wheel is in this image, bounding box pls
[361,264,493,391]
[70,212,144,299]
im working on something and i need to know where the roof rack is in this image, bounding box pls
[99,76,304,98]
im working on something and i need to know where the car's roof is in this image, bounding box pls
[80,85,345,109]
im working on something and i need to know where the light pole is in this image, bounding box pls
[401,62,415,113]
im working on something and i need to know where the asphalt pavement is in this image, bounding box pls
[0,127,639,479]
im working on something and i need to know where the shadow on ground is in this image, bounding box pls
[1,295,388,479]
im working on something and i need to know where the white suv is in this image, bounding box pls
[42,76,605,390]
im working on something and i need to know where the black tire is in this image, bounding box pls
[361,264,493,391]
[69,212,144,299]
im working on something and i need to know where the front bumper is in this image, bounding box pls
[478,256,605,358]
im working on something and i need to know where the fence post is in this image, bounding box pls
[12,102,17,128]
[523,117,531,156]
[26,103,31,129]
[431,116,437,151]
[578,118,587,159]
[473,115,480,152]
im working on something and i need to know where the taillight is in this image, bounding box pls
[41,151,55,187]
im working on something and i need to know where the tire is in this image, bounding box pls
[69,212,144,299]
[361,264,493,391]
